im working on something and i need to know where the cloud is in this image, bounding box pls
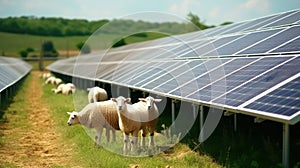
[169,0,201,16]
[240,0,270,13]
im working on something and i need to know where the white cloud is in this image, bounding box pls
[240,0,270,13]
[169,0,201,16]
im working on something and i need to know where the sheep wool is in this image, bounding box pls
[67,100,119,144]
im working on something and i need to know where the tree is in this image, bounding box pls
[76,42,91,54]
[19,50,28,58]
[187,12,210,30]
[112,38,126,48]
[42,41,58,57]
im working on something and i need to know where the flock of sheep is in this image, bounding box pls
[41,72,161,154]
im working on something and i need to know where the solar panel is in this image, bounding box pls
[262,10,300,28]
[47,9,300,124]
[0,56,32,92]
[244,75,300,116]
[205,28,283,56]
[212,56,300,106]
[270,36,300,53]
[237,25,300,55]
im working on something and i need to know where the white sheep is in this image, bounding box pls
[87,86,108,103]
[52,83,76,95]
[54,78,63,85]
[51,83,65,94]
[111,96,161,154]
[41,72,51,79]
[138,96,161,148]
[45,76,57,84]
[67,100,120,144]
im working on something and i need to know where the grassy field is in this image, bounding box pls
[41,76,221,168]
[0,72,222,167]
[0,32,167,57]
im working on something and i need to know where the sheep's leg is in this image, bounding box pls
[131,131,139,152]
[95,127,103,145]
[141,132,146,149]
[123,132,129,154]
[149,132,155,147]
[105,127,110,143]
[112,129,116,142]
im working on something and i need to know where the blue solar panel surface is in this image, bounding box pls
[46,9,300,124]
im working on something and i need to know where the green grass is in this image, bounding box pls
[0,31,168,57]
[41,77,222,168]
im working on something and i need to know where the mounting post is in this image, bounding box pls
[282,123,290,168]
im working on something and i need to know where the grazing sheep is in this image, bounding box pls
[111,96,160,154]
[41,72,51,79]
[45,76,57,84]
[138,96,161,148]
[87,86,108,103]
[54,78,63,85]
[52,83,76,95]
[51,83,65,94]
[67,100,120,144]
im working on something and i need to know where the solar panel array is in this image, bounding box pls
[47,9,300,124]
[0,56,32,92]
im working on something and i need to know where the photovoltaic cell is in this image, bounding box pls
[238,26,300,55]
[263,10,300,28]
[245,76,300,116]
[205,28,283,56]
[271,37,300,53]
[212,56,300,106]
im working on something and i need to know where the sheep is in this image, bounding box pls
[54,78,63,85]
[45,76,56,84]
[52,83,76,95]
[138,96,161,148]
[67,100,120,145]
[51,83,65,94]
[111,96,161,154]
[41,72,51,79]
[87,86,108,103]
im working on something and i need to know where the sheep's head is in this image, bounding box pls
[111,96,131,111]
[67,112,80,126]
[139,96,162,110]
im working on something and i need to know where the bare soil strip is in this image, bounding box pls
[0,71,75,167]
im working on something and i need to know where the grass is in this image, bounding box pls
[0,31,168,57]
[41,76,222,168]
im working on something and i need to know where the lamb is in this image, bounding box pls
[111,96,161,154]
[67,100,120,144]
[87,86,108,103]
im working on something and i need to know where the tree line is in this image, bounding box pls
[0,14,224,37]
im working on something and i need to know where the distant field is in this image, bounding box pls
[0,32,168,57]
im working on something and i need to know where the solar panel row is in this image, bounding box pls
[46,9,300,124]
[0,56,32,92]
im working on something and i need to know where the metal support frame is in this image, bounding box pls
[192,104,197,120]
[171,99,176,131]
[234,113,237,132]
[282,123,290,168]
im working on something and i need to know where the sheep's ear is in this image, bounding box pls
[111,98,116,102]
[125,98,131,103]
[67,112,72,115]
[87,88,91,91]
[154,99,162,102]
[138,98,146,102]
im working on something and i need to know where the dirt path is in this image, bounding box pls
[0,71,75,167]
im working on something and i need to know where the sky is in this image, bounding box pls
[0,0,299,25]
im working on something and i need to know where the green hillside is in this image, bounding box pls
[0,32,169,57]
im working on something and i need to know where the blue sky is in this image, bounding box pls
[0,0,299,25]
